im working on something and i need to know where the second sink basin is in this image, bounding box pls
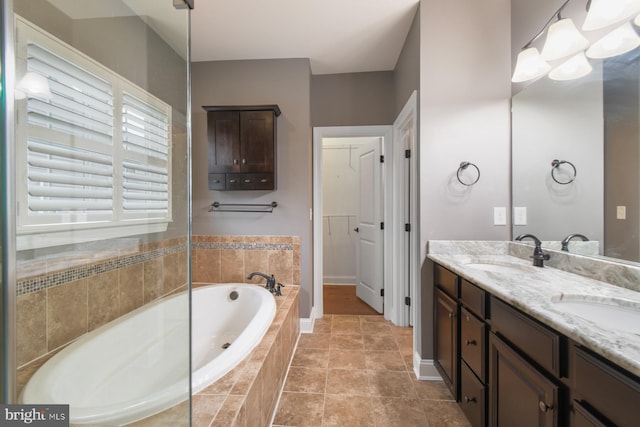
[551,294,640,335]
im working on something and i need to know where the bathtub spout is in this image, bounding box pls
[247,272,276,294]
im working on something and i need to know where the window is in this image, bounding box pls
[15,16,172,250]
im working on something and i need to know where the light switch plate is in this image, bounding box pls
[514,207,527,225]
[617,206,626,220]
[493,207,507,225]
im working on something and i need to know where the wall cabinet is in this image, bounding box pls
[433,262,640,427]
[204,105,281,191]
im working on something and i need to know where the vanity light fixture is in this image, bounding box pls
[549,51,593,80]
[586,21,640,58]
[582,0,640,31]
[541,18,589,61]
[512,48,551,83]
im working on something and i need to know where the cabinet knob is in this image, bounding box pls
[464,396,477,403]
[260,179,268,183]
[538,401,553,413]
[465,339,477,346]
[229,179,237,183]
[244,179,251,183]
[448,312,456,318]
[242,158,246,165]
[213,180,221,183]
[233,159,238,165]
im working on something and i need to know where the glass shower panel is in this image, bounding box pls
[4,1,191,425]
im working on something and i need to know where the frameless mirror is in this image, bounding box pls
[512,49,640,263]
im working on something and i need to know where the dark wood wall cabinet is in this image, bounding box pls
[432,262,640,427]
[203,105,281,191]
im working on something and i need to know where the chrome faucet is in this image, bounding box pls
[247,272,284,296]
[515,233,550,267]
[560,233,589,251]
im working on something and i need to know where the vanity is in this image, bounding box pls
[428,241,640,427]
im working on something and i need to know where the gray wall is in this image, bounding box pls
[191,59,313,316]
[311,71,396,126]
[393,8,420,115]
[418,0,512,359]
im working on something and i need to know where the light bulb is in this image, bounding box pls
[586,21,640,58]
[541,18,589,61]
[512,48,551,83]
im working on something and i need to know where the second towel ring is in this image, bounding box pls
[551,159,576,185]
[457,162,480,186]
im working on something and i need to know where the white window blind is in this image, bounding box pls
[15,16,172,250]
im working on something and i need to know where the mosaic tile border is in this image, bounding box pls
[17,243,187,296]
[192,242,294,251]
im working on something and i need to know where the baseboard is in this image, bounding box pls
[323,276,356,285]
[413,353,442,381]
[299,306,316,334]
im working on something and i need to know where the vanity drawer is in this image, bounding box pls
[227,173,274,190]
[572,345,640,427]
[490,297,561,376]
[461,306,486,383]
[460,279,487,318]
[434,264,459,298]
[460,361,486,427]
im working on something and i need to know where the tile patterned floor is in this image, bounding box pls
[272,314,471,427]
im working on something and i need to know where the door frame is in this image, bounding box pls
[312,125,396,321]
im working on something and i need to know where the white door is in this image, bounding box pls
[355,139,383,313]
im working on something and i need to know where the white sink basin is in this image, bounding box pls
[551,295,640,335]
[464,262,538,274]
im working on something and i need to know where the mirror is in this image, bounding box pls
[512,49,640,263]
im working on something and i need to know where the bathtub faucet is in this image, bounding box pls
[247,272,284,296]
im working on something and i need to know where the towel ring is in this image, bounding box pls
[551,159,576,185]
[457,162,480,186]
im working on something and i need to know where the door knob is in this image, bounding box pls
[354,227,359,233]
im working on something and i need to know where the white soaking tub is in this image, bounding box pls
[21,283,276,425]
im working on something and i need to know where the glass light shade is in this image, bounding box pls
[549,52,593,81]
[15,71,52,100]
[586,22,640,58]
[512,47,551,83]
[541,18,589,61]
[583,0,640,31]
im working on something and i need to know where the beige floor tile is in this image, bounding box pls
[422,400,472,427]
[368,370,418,398]
[370,397,430,427]
[365,350,407,371]
[330,334,364,350]
[272,392,324,427]
[283,367,327,393]
[323,395,374,427]
[331,321,362,335]
[328,349,366,369]
[297,333,331,349]
[360,320,393,335]
[326,368,370,396]
[413,378,455,401]
[290,348,330,368]
[363,334,400,351]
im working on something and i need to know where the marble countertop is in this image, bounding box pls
[427,242,640,378]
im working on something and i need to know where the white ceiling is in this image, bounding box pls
[191,0,420,75]
[47,0,419,76]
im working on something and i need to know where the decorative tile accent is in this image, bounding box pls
[17,242,187,296]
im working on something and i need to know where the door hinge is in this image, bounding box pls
[405,223,411,232]
[405,296,411,306]
[405,149,411,159]
[380,289,384,297]
[380,155,384,163]
[380,222,384,230]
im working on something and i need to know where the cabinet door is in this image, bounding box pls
[435,289,458,397]
[207,111,240,173]
[490,334,559,427]
[239,110,274,172]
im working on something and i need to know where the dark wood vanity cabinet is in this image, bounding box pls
[434,265,459,398]
[433,261,640,427]
[570,344,640,427]
[204,105,280,190]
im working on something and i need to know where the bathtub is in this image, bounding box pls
[21,283,277,426]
